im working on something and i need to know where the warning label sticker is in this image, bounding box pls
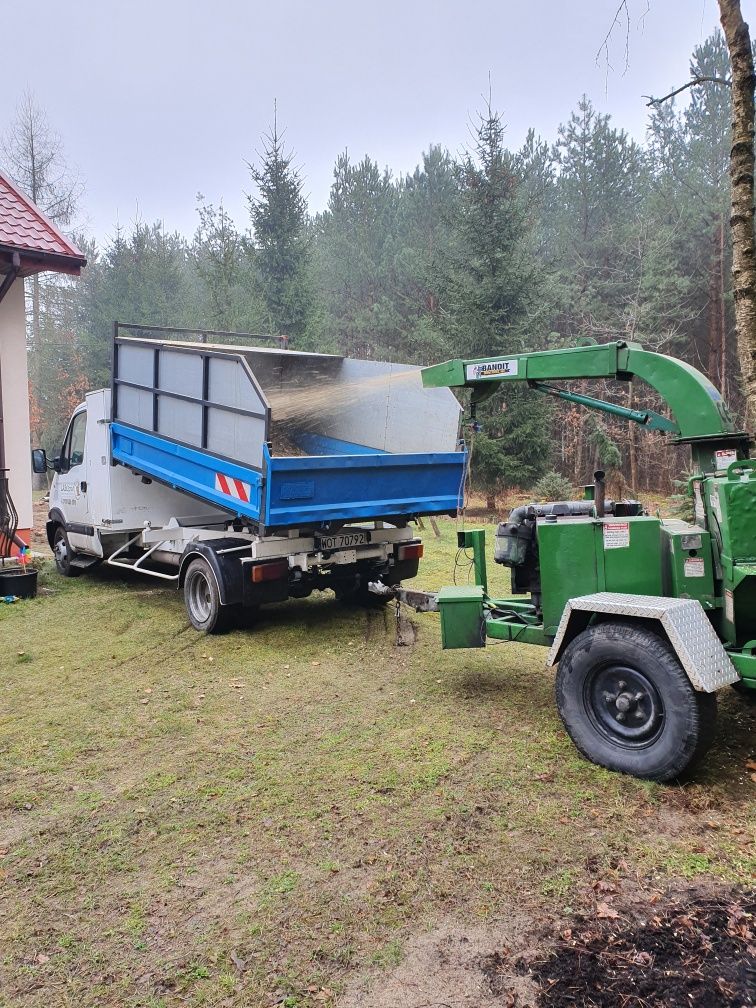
[725,589,734,624]
[715,448,738,471]
[684,556,705,578]
[603,522,630,549]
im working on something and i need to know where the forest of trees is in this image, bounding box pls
[5,30,744,501]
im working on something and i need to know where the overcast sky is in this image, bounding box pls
[3,0,749,244]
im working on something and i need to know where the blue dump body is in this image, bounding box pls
[109,335,465,530]
[110,423,465,530]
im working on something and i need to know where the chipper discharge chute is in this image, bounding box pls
[38,323,466,634]
[373,339,756,783]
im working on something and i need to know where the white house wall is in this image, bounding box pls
[0,279,33,535]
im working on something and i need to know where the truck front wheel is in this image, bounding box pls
[555,621,717,783]
[52,525,81,578]
[184,558,235,634]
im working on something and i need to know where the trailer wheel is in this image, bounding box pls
[184,558,234,634]
[555,621,717,783]
[52,525,81,578]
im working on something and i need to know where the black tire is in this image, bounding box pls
[183,558,235,634]
[52,524,81,578]
[555,620,718,783]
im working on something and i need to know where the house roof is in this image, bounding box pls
[0,168,86,277]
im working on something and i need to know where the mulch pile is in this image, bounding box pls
[530,890,755,1008]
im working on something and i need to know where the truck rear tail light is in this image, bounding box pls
[398,543,424,561]
[251,559,289,583]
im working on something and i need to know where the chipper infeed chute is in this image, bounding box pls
[110,335,464,530]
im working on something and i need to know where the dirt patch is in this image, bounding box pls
[528,887,755,1007]
[338,918,541,1008]
[338,887,755,1008]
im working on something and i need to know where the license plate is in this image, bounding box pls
[317,531,369,551]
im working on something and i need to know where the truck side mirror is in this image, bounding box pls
[31,449,48,474]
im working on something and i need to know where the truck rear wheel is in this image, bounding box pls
[52,525,81,578]
[184,558,235,634]
[555,621,717,783]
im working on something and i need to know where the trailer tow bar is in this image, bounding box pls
[367,582,439,612]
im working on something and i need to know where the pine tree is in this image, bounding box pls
[647,34,733,396]
[312,152,400,358]
[76,222,195,389]
[552,95,649,342]
[192,197,265,333]
[396,145,461,362]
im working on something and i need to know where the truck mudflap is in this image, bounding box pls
[547,592,740,692]
[178,538,254,606]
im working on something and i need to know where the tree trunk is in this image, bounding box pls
[719,0,756,425]
[719,217,728,399]
[707,216,725,388]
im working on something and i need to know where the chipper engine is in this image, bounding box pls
[376,340,756,783]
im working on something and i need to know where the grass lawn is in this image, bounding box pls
[1,518,754,1007]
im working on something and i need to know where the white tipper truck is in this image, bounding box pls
[34,327,464,633]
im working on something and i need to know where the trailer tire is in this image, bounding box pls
[184,558,235,634]
[52,524,81,578]
[555,621,717,783]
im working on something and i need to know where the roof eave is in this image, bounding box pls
[0,244,86,277]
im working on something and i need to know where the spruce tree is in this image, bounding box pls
[247,112,311,341]
[445,103,555,502]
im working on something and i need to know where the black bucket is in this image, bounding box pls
[0,567,38,599]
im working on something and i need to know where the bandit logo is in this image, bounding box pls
[465,359,519,380]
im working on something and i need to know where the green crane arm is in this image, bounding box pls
[421,341,739,442]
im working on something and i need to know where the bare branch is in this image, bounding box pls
[644,75,731,106]
[596,0,631,75]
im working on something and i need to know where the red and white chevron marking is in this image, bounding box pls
[214,472,251,503]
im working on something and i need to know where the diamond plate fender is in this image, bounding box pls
[546,592,739,692]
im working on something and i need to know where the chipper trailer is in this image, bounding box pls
[371,339,756,782]
[33,324,464,631]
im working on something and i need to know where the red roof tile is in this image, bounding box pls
[0,168,85,274]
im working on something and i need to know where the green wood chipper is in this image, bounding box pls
[373,340,756,782]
